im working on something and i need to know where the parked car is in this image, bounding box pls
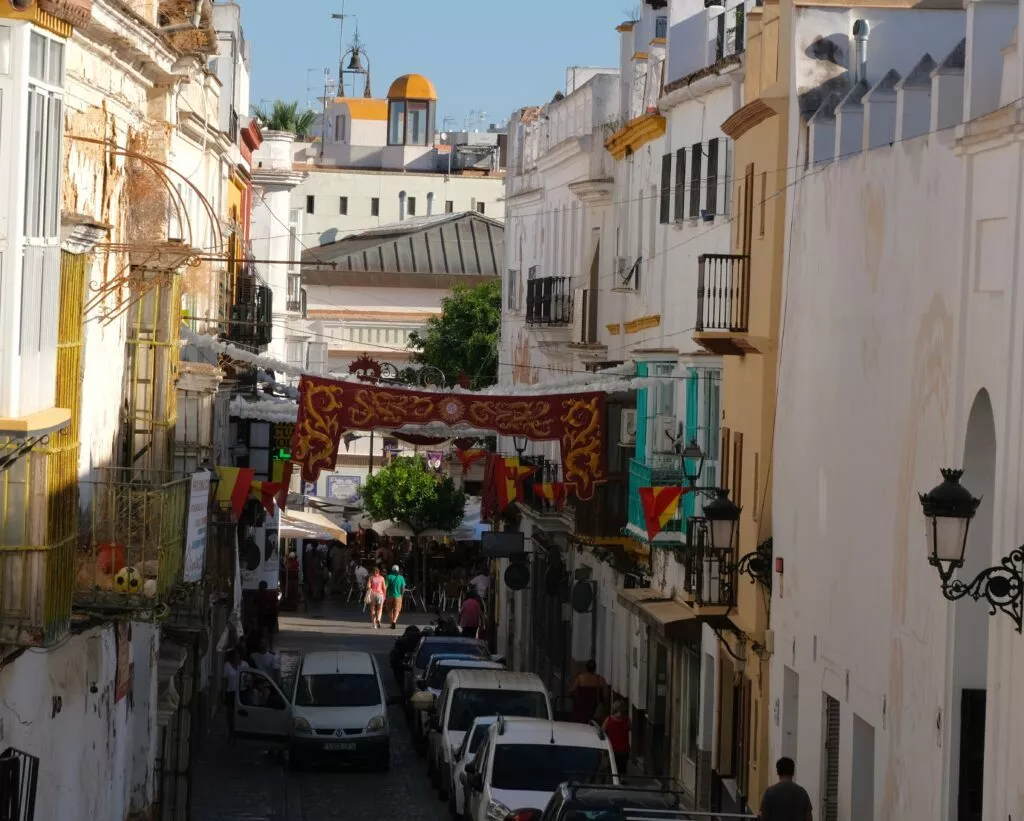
[517,781,720,821]
[449,716,498,820]
[410,656,505,752]
[403,635,492,706]
[462,718,617,821]
[232,650,397,771]
[427,670,552,800]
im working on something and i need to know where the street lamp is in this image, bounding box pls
[919,468,1023,632]
[703,488,741,552]
[681,439,705,485]
[511,436,528,458]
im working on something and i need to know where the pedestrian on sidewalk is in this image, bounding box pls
[223,648,250,742]
[366,566,387,628]
[250,637,281,681]
[759,757,813,821]
[601,700,630,775]
[254,580,278,649]
[385,565,407,629]
[458,591,482,638]
[570,660,609,724]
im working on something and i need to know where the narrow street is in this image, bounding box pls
[192,602,449,821]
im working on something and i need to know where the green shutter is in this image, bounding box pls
[635,362,649,460]
[683,368,700,520]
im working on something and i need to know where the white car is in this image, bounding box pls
[449,716,498,819]
[427,670,552,801]
[232,650,394,771]
[412,656,505,748]
[461,717,618,821]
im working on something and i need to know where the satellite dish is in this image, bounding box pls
[570,581,595,614]
[504,563,530,591]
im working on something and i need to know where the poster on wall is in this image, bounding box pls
[182,470,211,583]
[115,623,133,702]
[241,510,281,591]
[326,474,361,503]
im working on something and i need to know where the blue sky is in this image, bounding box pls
[241,0,631,128]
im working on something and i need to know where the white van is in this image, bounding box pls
[462,717,617,821]
[234,650,394,771]
[427,670,551,800]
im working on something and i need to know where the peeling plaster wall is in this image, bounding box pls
[0,622,160,820]
[771,129,964,821]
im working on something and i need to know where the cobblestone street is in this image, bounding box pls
[192,602,449,821]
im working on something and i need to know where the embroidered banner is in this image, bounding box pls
[292,377,607,499]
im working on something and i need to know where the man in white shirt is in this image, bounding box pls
[354,561,369,590]
[250,639,280,680]
[469,569,490,599]
[222,648,250,741]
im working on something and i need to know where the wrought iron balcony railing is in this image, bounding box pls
[520,456,563,516]
[526,276,573,326]
[227,272,273,348]
[0,747,40,821]
[696,253,750,334]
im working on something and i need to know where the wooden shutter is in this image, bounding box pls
[743,163,755,253]
[674,147,686,221]
[689,143,702,218]
[659,154,672,224]
[706,138,719,214]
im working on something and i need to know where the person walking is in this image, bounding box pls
[254,580,278,649]
[469,567,490,599]
[570,659,609,724]
[458,591,482,638]
[222,648,250,742]
[759,757,813,821]
[365,566,387,628]
[385,565,407,629]
[601,700,631,775]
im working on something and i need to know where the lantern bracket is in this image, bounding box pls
[930,547,1024,633]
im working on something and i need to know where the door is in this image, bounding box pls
[957,689,985,821]
[465,738,491,821]
[648,639,671,777]
[234,669,292,744]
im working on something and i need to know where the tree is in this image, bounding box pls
[360,456,466,535]
[407,281,501,389]
[251,100,318,140]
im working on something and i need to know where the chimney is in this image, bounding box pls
[853,20,870,85]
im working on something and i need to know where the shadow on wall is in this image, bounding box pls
[799,34,852,118]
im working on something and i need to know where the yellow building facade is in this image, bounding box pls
[697,0,789,808]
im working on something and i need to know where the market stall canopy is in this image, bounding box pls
[371,520,416,538]
[280,509,348,544]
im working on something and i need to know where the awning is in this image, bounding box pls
[617,587,703,642]
[280,509,348,543]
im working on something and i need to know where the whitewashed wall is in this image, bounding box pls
[771,128,967,821]
[0,623,160,820]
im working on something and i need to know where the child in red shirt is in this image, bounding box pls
[602,699,631,775]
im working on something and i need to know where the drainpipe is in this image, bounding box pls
[852,19,870,84]
[161,0,206,33]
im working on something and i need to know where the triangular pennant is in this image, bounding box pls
[533,482,568,509]
[250,479,282,515]
[455,448,487,475]
[639,486,686,539]
[216,467,255,519]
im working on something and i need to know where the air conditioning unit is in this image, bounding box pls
[619,409,637,446]
[571,288,585,343]
[652,415,679,453]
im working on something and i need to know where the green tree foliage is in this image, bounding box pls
[251,101,318,140]
[407,281,501,389]
[360,456,466,534]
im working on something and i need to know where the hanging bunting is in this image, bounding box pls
[250,479,284,515]
[639,486,688,539]
[455,448,488,474]
[533,481,567,509]
[499,456,536,511]
[277,461,294,511]
[216,467,255,518]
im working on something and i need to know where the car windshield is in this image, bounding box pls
[415,641,488,671]
[447,689,549,732]
[428,661,480,689]
[294,673,380,708]
[490,744,612,792]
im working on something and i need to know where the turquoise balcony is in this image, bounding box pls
[627,457,688,539]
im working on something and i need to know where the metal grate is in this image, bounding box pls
[0,748,39,821]
[822,694,841,821]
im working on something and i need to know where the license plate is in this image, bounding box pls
[323,742,356,751]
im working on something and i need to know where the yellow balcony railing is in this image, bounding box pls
[75,469,189,615]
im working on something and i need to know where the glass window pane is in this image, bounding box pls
[389,102,405,145]
[25,90,46,237]
[48,40,64,86]
[29,33,45,82]
[407,102,428,146]
[0,27,11,75]
[46,97,62,237]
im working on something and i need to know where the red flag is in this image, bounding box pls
[455,448,487,474]
[250,480,282,515]
[277,461,294,511]
[533,482,567,508]
[639,487,687,539]
[216,467,255,519]
[499,457,536,511]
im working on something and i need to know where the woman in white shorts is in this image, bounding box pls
[365,566,387,628]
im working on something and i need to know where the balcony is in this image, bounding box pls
[574,480,628,540]
[75,469,190,615]
[526,277,574,327]
[227,271,273,349]
[666,6,746,90]
[695,253,761,355]
[627,458,686,543]
[520,456,568,524]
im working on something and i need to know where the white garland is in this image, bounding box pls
[230,395,299,423]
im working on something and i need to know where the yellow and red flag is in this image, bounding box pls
[639,486,687,539]
[250,479,284,515]
[455,448,487,475]
[499,457,536,511]
[216,467,255,518]
[533,482,567,509]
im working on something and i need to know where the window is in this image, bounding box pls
[674,148,686,221]
[294,674,381,708]
[407,101,429,145]
[706,138,719,214]
[388,101,405,145]
[371,197,380,217]
[334,114,346,142]
[689,143,702,218]
[445,200,454,214]
[490,745,611,791]
[508,269,520,311]
[655,15,669,38]
[477,202,486,215]
[407,196,417,217]
[24,33,65,240]
[339,196,348,215]
[659,153,672,224]
[306,195,315,214]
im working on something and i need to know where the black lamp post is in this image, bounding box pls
[681,438,705,486]
[511,435,528,458]
[919,468,1023,632]
[703,488,741,552]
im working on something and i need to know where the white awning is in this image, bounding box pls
[280,508,348,544]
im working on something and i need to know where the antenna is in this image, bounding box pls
[330,3,352,97]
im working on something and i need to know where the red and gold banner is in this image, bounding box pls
[639,486,690,539]
[291,376,607,499]
[456,448,488,474]
[533,482,567,509]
